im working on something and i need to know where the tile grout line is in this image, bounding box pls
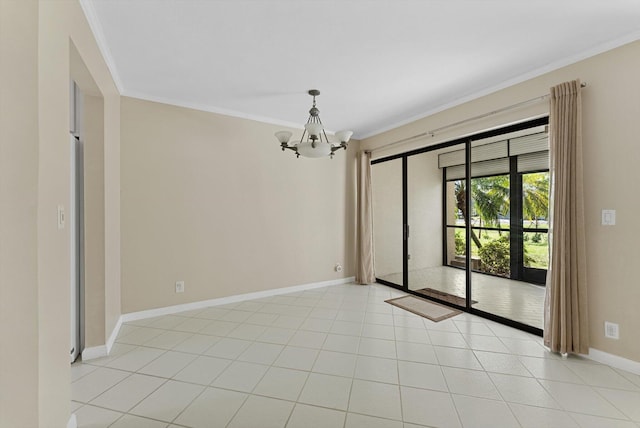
[392,304,406,425]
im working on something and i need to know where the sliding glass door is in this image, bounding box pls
[371,117,549,335]
[372,142,469,309]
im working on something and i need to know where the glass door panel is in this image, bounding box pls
[469,152,515,321]
[469,174,511,278]
[469,146,545,329]
[522,171,550,285]
[445,181,466,268]
[408,149,466,306]
[372,159,404,287]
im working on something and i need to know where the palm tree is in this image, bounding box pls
[472,176,510,234]
[454,181,483,249]
[522,172,549,228]
[454,175,511,249]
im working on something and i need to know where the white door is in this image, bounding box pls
[70,81,83,363]
[70,134,79,362]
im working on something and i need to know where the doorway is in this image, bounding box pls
[70,81,85,362]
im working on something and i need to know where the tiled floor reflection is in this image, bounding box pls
[380,266,545,329]
[72,282,640,427]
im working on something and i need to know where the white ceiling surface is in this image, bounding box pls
[82,0,640,139]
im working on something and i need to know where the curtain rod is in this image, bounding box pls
[371,82,587,153]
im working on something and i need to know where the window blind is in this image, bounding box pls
[440,131,549,180]
[517,150,549,173]
[445,158,510,180]
[438,140,508,168]
[510,132,548,156]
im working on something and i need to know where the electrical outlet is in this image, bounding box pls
[604,321,619,339]
[602,209,616,226]
[175,280,185,293]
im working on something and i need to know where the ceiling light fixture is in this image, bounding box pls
[275,90,352,159]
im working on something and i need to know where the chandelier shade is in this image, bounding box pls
[304,122,324,138]
[297,141,332,158]
[275,90,352,159]
[275,131,293,144]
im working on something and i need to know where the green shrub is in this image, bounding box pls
[478,235,510,277]
[455,233,465,255]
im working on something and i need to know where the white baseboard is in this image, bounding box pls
[67,413,77,428]
[121,277,356,323]
[587,348,640,375]
[106,315,123,354]
[81,344,107,361]
[81,313,123,361]
[83,277,355,359]
[121,276,355,322]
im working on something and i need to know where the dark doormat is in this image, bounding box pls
[414,288,477,306]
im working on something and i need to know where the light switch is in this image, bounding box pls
[57,205,65,229]
[601,209,616,226]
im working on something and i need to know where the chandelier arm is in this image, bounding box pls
[322,129,331,144]
[330,142,347,153]
[314,115,328,144]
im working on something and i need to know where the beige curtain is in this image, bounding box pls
[544,79,589,355]
[355,151,375,284]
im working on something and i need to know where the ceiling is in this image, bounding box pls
[81,0,640,139]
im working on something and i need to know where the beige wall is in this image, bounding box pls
[0,1,121,426]
[0,1,40,427]
[83,94,106,347]
[120,97,356,313]
[362,40,640,362]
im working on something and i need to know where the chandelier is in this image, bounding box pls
[274,90,353,159]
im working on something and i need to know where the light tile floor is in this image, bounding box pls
[71,283,640,428]
[380,266,546,329]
